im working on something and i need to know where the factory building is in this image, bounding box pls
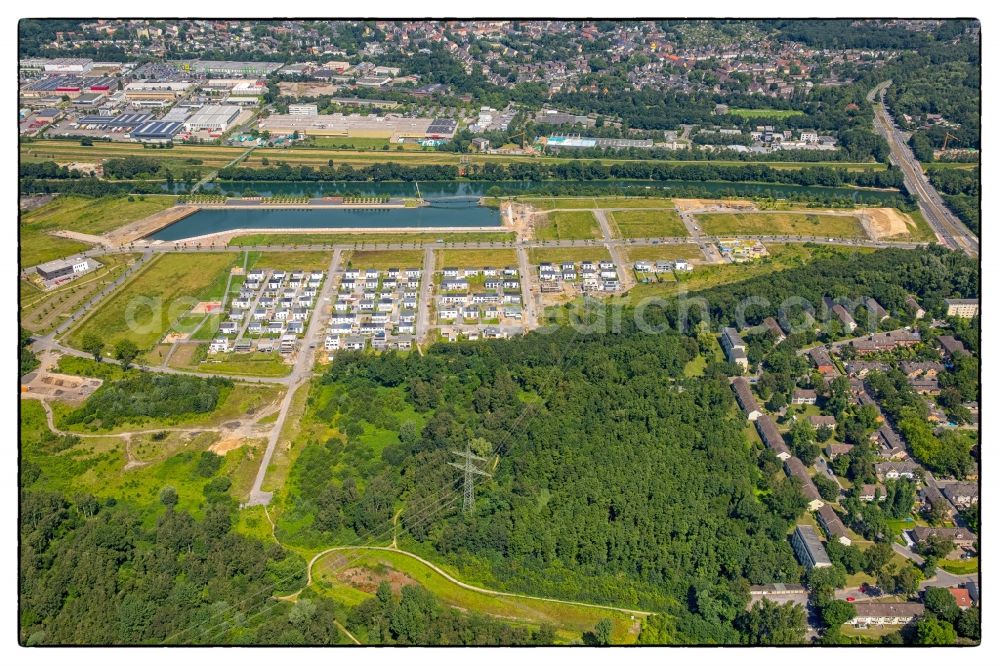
[131,121,184,143]
[184,105,241,132]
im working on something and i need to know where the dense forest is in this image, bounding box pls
[214,160,903,189]
[279,321,802,644]
[63,374,233,429]
[20,490,317,645]
[269,246,976,645]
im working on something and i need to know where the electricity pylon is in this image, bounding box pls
[449,443,491,513]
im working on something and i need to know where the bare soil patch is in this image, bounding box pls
[674,198,756,212]
[336,565,419,594]
[860,207,912,239]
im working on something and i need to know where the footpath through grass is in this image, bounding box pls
[66,253,238,353]
[311,548,643,644]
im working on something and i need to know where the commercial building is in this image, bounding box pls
[131,120,184,143]
[185,60,283,77]
[35,256,92,281]
[791,525,832,570]
[289,104,319,116]
[43,57,93,74]
[259,113,457,140]
[184,105,241,132]
[945,298,979,318]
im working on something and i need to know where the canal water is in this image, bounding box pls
[148,204,503,241]
[151,178,907,241]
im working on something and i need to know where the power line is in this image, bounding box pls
[448,441,491,513]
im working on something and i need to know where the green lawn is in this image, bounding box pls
[191,353,293,378]
[437,249,518,269]
[899,209,938,242]
[66,253,239,352]
[940,558,978,575]
[246,250,333,271]
[535,211,602,241]
[610,210,687,238]
[527,246,612,264]
[19,194,178,266]
[348,249,425,270]
[618,243,872,305]
[697,212,866,238]
[310,548,644,644]
[20,397,263,524]
[625,244,703,262]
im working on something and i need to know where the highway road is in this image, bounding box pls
[868,81,979,258]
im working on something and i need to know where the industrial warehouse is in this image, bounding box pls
[258,113,458,141]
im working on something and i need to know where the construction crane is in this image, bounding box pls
[941,131,959,151]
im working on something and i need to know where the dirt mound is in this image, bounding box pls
[861,208,914,239]
[336,566,418,594]
[674,198,755,212]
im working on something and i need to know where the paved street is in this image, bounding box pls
[246,249,343,506]
[869,81,979,258]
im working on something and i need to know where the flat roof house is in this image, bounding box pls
[791,525,832,569]
[945,298,978,319]
[721,327,749,369]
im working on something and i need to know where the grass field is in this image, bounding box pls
[437,249,518,269]
[52,379,282,435]
[625,244,703,262]
[898,209,937,242]
[228,231,515,247]
[65,253,238,353]
[193,353,293,378]
[727,108,807,119]
[20,139,242,176]
[310,548,644,645]
[697,212,866,238]
[527,246,612,264]
[348,249,425,269]
[20,194,178,266]
[618,243,873,305]
[247,250,333,271]
[535,211,602,241]
[21,254,139,335]
[610,210,687,238]
[21,397,263,524]
[940,558,978,575]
